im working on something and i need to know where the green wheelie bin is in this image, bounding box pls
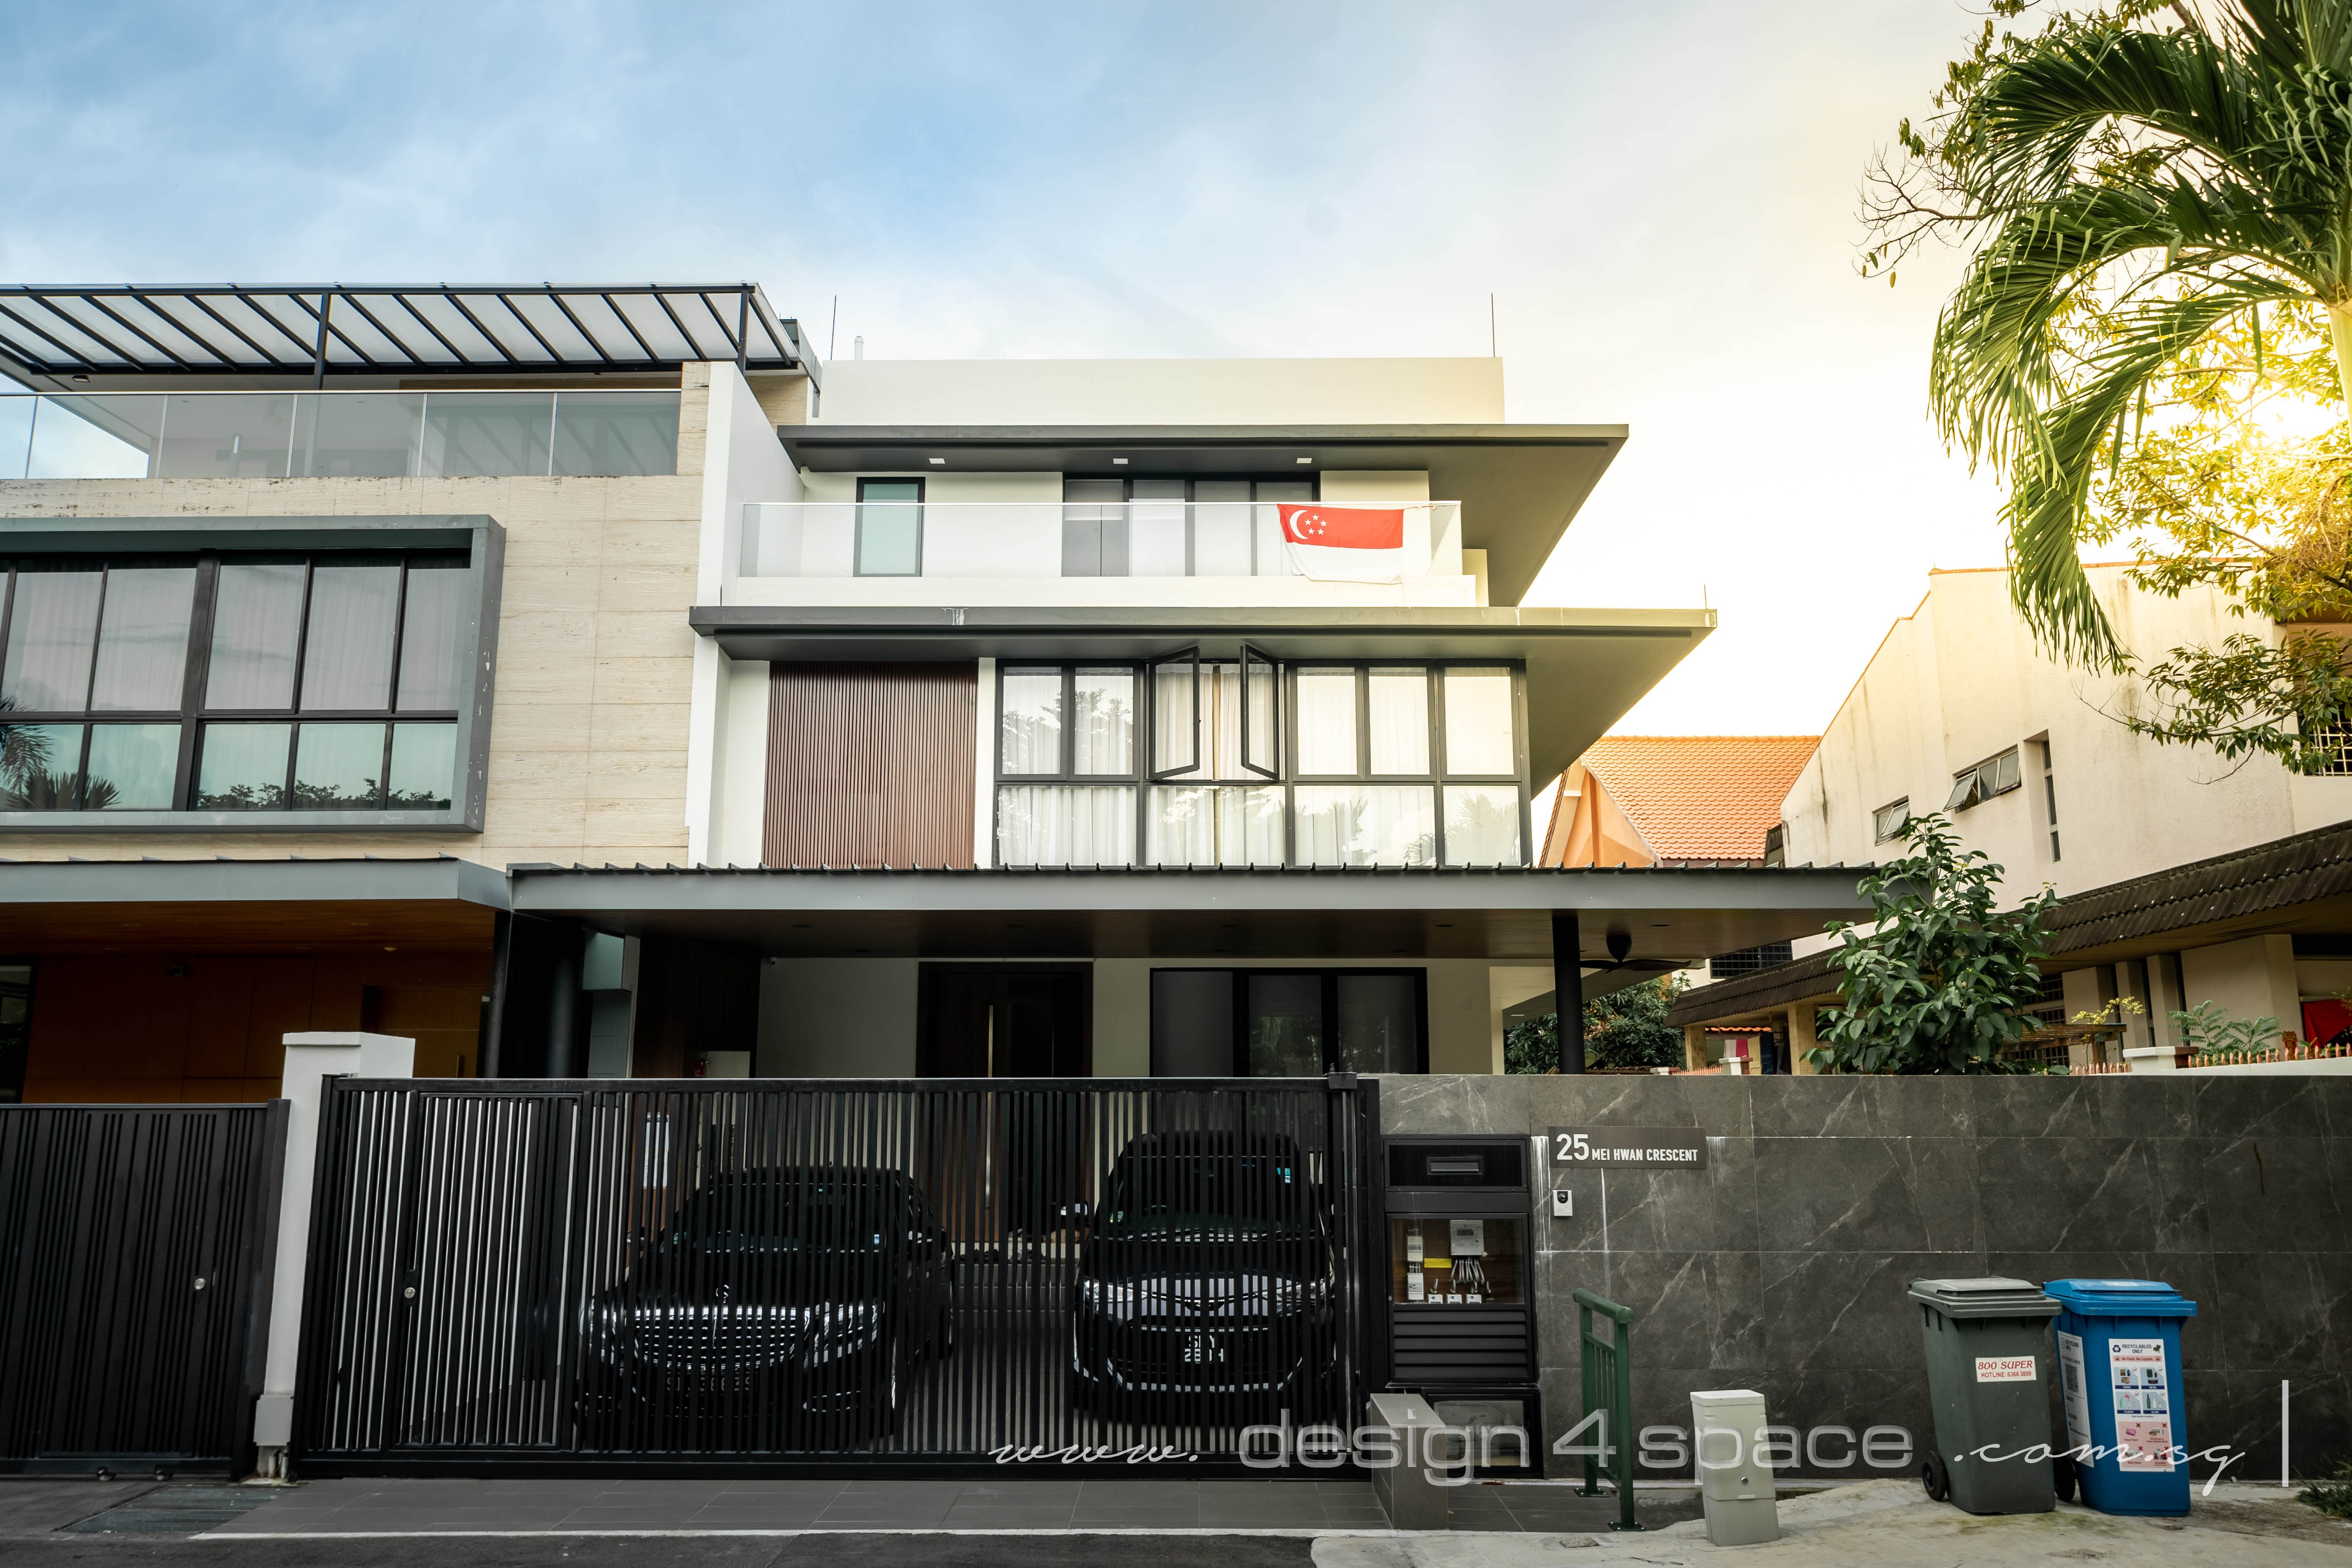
[1907,1277,2062,1513]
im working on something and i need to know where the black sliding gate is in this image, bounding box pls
[295,1076,1380,1476]
[0,1103,288,1474]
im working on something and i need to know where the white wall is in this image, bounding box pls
[689,363,803,862]
[1780,564,2352,900]
[710,657,770,867]
[813,359,1507,426]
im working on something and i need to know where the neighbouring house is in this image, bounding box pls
[1671,562,2352,1070]
[1541,734,1818,868]
[0,281,1869,1103]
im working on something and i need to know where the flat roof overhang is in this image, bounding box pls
[778,425,1625,607]
[0,856,508,953]
[691,604,1713,785]
[506,865,1869,964]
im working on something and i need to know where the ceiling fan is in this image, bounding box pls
[1582,929,1683,976]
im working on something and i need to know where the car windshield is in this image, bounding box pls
[663,1174,915,1253]
[1098,1150,1312,1238]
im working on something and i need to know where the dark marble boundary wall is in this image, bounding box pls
[1379,1072,2352,1480]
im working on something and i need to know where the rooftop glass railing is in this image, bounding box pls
[0,388,680,480]
[740,499,1459,579]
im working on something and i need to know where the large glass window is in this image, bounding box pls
[1148,967,1427,1076]
[994,657,1527,868]
[856,478,923,577]
[1060,476,1318,578]
[0,550,471,816]
[996,663,1140,865]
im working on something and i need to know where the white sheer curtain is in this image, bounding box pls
[1367,669,1429,774]
[1443,668,1515,775]
[1293,785,1436,866]
[996,784,1134,865]
[1294,670,1357,775]
[1444,784,1522,865]
[1149,784,1283,865]
[999,670,1063,774]
[1071,669,1133,774]
[1158,663,1244,782]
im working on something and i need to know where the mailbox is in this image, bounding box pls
[1382,1137,1541,1473]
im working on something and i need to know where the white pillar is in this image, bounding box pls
[251,1031,414,1478]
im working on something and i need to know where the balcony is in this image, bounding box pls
[739,499,1463,581]
[0,389,680,480]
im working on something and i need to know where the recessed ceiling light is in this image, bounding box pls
[1295,457,1313,464]
[1112,457,1129,465]
[928,457,945,465]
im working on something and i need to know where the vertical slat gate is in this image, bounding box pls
[296,1075,1382,1476]
[0,1103,288,1474]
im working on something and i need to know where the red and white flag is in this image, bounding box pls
[1279,504,1408,583]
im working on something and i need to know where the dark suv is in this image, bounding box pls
[1068,1131,1336,1423]
[581,1166,954,1446]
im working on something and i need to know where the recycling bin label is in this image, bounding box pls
[2057,1331,2091,1455]
[2108,1338,2174,1471]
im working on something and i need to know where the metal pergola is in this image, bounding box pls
[0,283,818,389]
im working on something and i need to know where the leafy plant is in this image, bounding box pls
[2069,996,2144,1027]
[2301,1454,2352,1518]
[1504,976,1687,1074]
[1863,3,2352,768]
[2169,998,2282,1060]
[1810,814,2059,1074]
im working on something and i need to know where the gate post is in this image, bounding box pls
[250,1032,414,1480]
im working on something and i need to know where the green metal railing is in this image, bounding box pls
[1572,1287,1642,1533]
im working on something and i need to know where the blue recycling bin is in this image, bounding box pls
[2043,1279,2197,1517]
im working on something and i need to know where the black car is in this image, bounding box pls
[581,1166,955,1446]
[1068,1131,1336,1423]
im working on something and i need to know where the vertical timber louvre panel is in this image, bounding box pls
[0,1103,287,1472]
[764,663,977,868]
[297,1077,1377,1475]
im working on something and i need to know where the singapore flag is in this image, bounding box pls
[1279,504,1408,583]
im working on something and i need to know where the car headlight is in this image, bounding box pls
[1258,1275,1330,1315]
[1079,1278,1139,1320]
[795,1301,885,1365]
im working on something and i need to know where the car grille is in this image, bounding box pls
[610,1306,804,1371]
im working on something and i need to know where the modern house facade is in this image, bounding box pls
[1672,563,2352,1065]
[0,280,1869,1107]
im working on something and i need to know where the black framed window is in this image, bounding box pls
[0,550,468,815]
[855,477,923,577]
[1061,476,1316,578]
[994,656,1530,869]
[1148,966,1428,1076]
[994,662,1141,865]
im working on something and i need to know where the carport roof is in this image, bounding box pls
[0,855,507,951]
[505,862,1869,964]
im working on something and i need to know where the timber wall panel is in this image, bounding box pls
[764,663,977,868]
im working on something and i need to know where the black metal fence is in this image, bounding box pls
[295,1076,1379,1476]
[0,1102,288,1474]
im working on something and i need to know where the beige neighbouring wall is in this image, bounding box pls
[0,367,810,869]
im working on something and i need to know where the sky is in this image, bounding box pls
[0,0,2016,736]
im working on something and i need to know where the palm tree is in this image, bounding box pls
[1898,2,2352,664]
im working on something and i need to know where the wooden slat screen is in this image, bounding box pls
[764,662,977,868]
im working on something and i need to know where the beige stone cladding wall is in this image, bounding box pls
[0,375,721,868]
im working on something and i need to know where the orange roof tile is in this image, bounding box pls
[1573,736,1820,864]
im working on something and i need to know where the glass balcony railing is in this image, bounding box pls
[739,500,1460,579]
[0,389,680,480]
